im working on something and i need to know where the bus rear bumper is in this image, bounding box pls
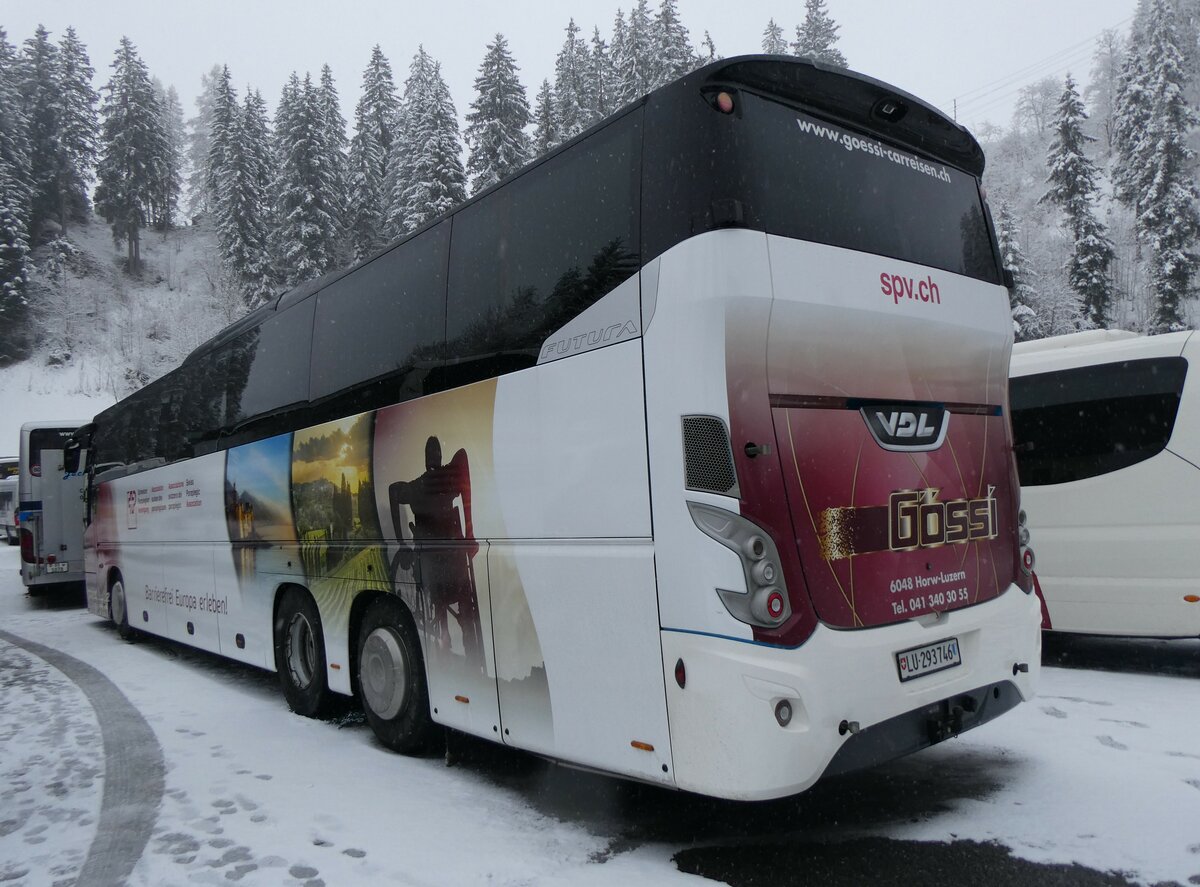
[660,586,1041,801]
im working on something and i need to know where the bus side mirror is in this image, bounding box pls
[63,441,82,474]
[1002,267,1015,290]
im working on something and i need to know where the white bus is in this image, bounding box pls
[18,421,88,592]
[0,457,18,544]
[69,56,1040,801]
[1011,329,1200,638]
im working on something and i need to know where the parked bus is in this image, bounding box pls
[18,421,87,592]
[68,56,1041,801]
[0,457,17,544]
[1011,329,1199,638]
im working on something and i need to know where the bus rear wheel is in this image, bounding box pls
[110,574,136,641]
[357,595,435,754]
[274,588,336,719]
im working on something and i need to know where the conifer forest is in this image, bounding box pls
[1,0,1197,397]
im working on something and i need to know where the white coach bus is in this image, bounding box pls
[1,457,18,544]
[66,56,1041,801]
[1011,329,1200,638]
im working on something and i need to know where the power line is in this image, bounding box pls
[952,48,1102,125]
[943,14,1134,121]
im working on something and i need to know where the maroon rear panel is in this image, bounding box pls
[771,405,1018,628]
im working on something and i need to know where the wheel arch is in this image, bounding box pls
[348,589,421,699]
[105,566,123,616]
[271,581,318,662]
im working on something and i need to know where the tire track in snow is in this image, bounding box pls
[0,628,164,886]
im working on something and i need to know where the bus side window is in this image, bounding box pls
[310,220,450,411]
[444,109,642,386]
[223,296,316,442]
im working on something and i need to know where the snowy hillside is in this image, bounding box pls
[0,219,231,453]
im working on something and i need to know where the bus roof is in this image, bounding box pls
[20,420,85,433]
[1011,330,1194,377]
[1012,329,1143,355]
[694,55,985,177]
[181,55,985,368]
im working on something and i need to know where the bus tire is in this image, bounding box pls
[357,595,436,754]
[274,588,336,719]
[109,573,136,641]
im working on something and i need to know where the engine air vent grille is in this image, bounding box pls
[682,415,739,496]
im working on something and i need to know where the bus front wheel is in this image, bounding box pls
[274,588,336,719]
[357,595,435,754]
[110,574,136,641]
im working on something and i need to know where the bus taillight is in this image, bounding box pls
[1018,509,1035,576]
[688,502,792,629]
[19,528,34,563]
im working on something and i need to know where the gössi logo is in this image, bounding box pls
[888,486,998,553]
[860,403,948,452]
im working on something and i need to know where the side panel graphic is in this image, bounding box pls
[373,381,551,742]
[224,433,299,666]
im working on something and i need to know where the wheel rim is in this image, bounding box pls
[360,626,407,720]
[111,580,127,626]
[286,613,317,690]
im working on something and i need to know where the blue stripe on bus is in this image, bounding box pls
[660,626,804,650]
[17,500,41,511]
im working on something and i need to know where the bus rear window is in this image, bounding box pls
[1010,357,1188,486]
[28,427,76,478]
[736,98,999,282]
[642,90,1001,283]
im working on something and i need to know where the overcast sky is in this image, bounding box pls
[3,0,1136,135]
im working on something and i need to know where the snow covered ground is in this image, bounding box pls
[1,540,1198,887]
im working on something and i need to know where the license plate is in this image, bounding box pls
[46,562,69,574]
[896,637,961,682]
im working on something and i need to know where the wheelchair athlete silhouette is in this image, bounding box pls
[388,436,484,674]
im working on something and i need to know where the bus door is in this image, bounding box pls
[156,457,226,655]
[385,495,501,743]
[161,546,222,651]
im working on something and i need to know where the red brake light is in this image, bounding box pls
[19,529,34,563]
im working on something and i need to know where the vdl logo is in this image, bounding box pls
[860,403,949,452]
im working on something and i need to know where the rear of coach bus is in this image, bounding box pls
[639,57,1041,800]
